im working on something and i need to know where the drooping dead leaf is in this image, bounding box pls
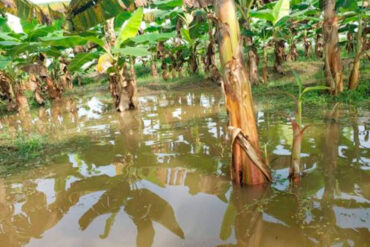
[229,126,272,182]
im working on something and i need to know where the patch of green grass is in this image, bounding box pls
[137,73,213,90]
[13,134,46,160]
[0,133,90,175]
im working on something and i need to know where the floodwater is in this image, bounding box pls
[0,88,369,247]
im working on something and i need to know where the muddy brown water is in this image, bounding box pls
[0,88,369,247]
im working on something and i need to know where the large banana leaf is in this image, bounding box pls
[250,0,290,26]
[272,0,290,25]
[115,7,143,49]
[69,52,100,72]
[0,56,11,69]
[67,0,135,31]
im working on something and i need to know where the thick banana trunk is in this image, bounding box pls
[215,0,271,185]
[109,68,136,112]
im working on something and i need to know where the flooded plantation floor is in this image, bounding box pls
[0,87,369,247]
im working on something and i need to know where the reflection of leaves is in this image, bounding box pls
[127,188,185,240]
[219,202,236,241]
[76,176,184,246]
[99,212,117,239]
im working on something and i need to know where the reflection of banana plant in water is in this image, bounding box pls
[288,72,328,182]
[219,186,269,246]
[75,173,184,247]
[318,103,341,245]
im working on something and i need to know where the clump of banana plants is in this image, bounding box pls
[95,8,148,112]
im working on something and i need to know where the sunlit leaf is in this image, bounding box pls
[272,0,290,25]
[115,7,144,49]
[301,86,330,97]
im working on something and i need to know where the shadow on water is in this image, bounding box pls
[0,88,369,246]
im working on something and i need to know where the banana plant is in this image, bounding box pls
[91,8,149,112]
[288,71,329,182]
[337,0,370,90]
[250,0,290,75]
[0,17,69,111]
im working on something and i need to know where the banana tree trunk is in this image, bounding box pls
[348,15,364,90]
[315,34,323,58]
[289,121,308,183]
[274,40,285,74]
[345,32,354,54]
[109,67,136,112]
[291,43,298,61]
[151,61,158,79]
[28,74,44,105]
[130,57,137,85]
[44,76,62,100]
[348,54,361,90]
[60,62,73,90]
[13,84,30,114]
[323,0,343,95]
[215,0,270,185]
[205,26,220,82]
[189,54,198,74]
[161,62,169,81]
[248,45,260,84]
[263,47,268,84]
[304,37,311,57]
[0,72,17,111]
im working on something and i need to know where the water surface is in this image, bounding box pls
[0,88,369,247]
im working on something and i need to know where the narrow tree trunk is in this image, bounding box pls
[130,57,137,84]
[205,25,220,82]
[345,32,354,54]
[323,0,343,95]
[289,121,307,183]
[151,58,158,79]
[161,62,169,81]
[189,53,198,74]
[304,36,311,57]
[248,45,260,84]
[348,14,364,90]
[273,40,285,74]
[215,0,270,185]
[170,65,176,79]
[290,43,298,61]
[263,47,268,84]
[348,54,361,90]
[315,33,323,58]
